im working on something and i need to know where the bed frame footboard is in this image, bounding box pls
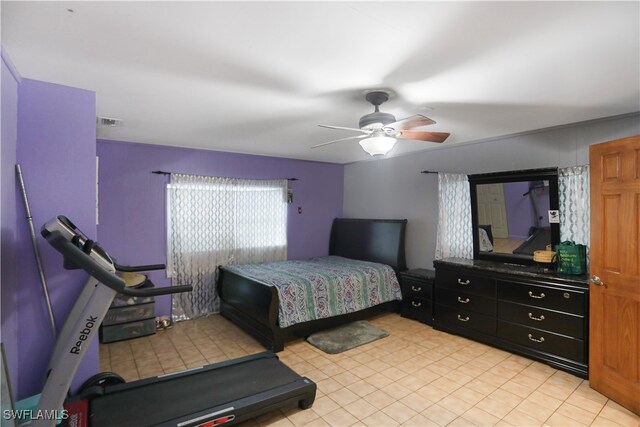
[217,268,284,351]
[218,268,400,352]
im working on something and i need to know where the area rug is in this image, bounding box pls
[306,320,389,354]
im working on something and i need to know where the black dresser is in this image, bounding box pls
[433,258,589,378]
[399,269,435,325]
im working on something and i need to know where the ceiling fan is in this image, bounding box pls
[312,91,450,157]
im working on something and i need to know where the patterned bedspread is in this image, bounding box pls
[223,256,402,328]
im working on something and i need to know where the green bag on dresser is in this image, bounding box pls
[556,241,587,275]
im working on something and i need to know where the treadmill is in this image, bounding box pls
[35,216,315,427]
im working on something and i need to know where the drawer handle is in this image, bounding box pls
[457,279,470,285]
[528,333,545,343]
[457,297,470,304]
[528,291,546,299]
[528,312,545,321]
[411,301,422,308]
[411,285,422,292]
[457,314,470,322]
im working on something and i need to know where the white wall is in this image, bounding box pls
[343,113,640,269]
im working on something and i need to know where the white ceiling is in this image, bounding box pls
[2,1,639,164]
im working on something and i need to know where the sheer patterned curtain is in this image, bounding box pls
[435,173,473,260]
[167,174,288,321]
[558,165,590,247]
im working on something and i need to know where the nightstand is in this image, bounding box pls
[399,268,435,325]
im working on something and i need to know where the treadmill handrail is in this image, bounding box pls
[124,284,192,297]
[45,231,192,297]
[115,263,166,272]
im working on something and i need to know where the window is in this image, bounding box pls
[166,174,288,319]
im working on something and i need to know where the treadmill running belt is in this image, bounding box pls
[90,354,302,426]
[512,228,551,255]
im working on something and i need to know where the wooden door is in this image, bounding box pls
[477,183,508,238]
[589,135,640,415]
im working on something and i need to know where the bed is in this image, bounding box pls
[217,218,407,352]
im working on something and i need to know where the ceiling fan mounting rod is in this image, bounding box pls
[365,91,390,108]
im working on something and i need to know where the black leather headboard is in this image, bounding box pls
[329,218,407,272]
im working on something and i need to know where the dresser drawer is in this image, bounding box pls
[435,304,496,335]
[437,270,495,297]
[437,288,496,316]
[402,296,433,325]
[498,321,585,363]
[498,301,584,339]
[498,282,585,315]
[401,277,432,300]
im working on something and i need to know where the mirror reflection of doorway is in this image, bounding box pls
[477,184,509,239]
[476,183,526,253]
[476,183,508,238]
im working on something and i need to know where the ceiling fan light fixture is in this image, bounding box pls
[359,136,396,157]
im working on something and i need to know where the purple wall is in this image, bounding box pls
[14,79,97,399]
[1,49,21,395]
[96,140,344,317]
[503,182,533,239]
[504,181,551,239]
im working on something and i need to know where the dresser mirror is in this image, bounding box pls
[469,168,560,265]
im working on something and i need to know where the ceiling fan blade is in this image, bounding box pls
[311,134,368,149]
[385,114,436,131]
[318,124,370,134]
[397,130,450,143]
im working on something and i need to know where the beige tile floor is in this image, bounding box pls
[491,238,525,254]
[99,313,640,427]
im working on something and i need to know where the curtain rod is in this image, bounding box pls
[421,170,466,175]
[152,171,298,181]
